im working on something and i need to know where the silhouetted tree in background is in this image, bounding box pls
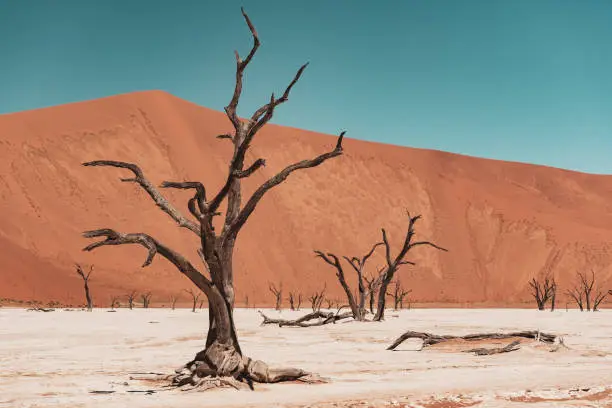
[75,264,94,311]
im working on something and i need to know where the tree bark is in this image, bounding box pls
[81,7,344,389]
[374,214,446,321]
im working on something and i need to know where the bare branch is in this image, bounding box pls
[83,161,200,235]
[234,158,266,178]
[225,131,345,240]
[224,7,261,131]
[82,228,213,291]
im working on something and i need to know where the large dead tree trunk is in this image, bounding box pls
[75,264,94,311]
[81,7,343,389]
[374,213,446,321]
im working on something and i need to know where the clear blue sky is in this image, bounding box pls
[1,0,611,174]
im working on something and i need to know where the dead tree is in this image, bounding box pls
[126,290,137,310]
[75,264,94,311]
[593,290,608,311]
[244,295,249,308]
[171,295,179,310]
[528,275,556,311]
[325,298,336,309]
[110,295,120,310]
[81,7,344,388]
[567,270,607,312]
[288,292,296,310]
[314,242,382,321]
[374,213,446,321]
[364,269,384,314]
[184,289,201,313]
[268,282,283,310]
[387,280,411,310]
[309,286,326,312]
[141,292,152,308]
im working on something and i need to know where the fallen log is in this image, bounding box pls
[259,310,353,327]
[387,330,556,351]
[463,339,521,355]
[26,306,55,312]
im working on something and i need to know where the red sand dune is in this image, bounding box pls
[0,90,611,307]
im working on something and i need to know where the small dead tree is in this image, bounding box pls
[567,270,607,312]
[314,242,381,321]
[288,292,297,310]
[82,7,344,387]
[184,289,201,313]
[269,282,282,310]
[528,275,556,311]
[593,290,608,312]
[126,290,137,310]
[244,294,249,308]
[374,213,446,321]
[110,295,120,310]
[141,292,152,308]
[364,269,384,314]
[75,264,94,311]
[387,280,411,310]
[309,286,326,312]
[171,294,179,310]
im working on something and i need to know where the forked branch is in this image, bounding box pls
[82,229,213,292]
[82,161,200,235]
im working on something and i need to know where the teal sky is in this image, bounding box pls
[1,0,611,174]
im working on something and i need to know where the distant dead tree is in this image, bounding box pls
[141,292,152,309]
[170,294,179,310]
[184,289,201,313]
[387,280,411,310]
[309,286,326,312]
[528,275,556,311]
[81,7,344,387]
[75,264,94,311]
[325,298,337,309]
[374,213,446,321]
[364,269,384,314]
[566,270,608,311]
[244,294,249,308]
[268,282,283,310]
[288,292,297,310]
[314,241,382,321]
[110,295,120,311]
[286,292,303,311]
[126,290,137,310]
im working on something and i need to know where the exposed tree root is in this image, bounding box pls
[387,330,557,351]
[128,355,327,392]
[258,310,353,327]
[463,340,521,355]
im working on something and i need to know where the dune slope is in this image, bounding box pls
[0,90,611,306]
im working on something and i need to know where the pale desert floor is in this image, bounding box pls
[1,308,611,408]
